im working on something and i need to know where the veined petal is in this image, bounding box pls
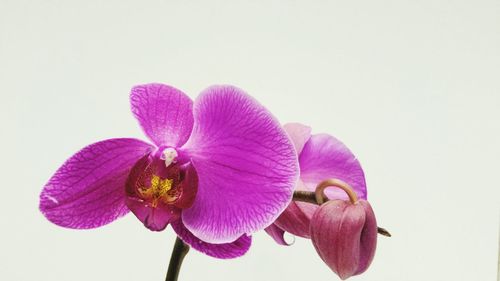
[40,138,153,229]
[181,85,299,243]
[283,123,312,155]
[130,83,194,147]
[299,134,367,200]
[172,220,251,259]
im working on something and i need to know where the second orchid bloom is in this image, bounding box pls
[266,123,379,280]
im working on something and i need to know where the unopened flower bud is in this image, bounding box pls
[310,199,377,280]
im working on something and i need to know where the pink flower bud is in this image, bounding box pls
[310,199,377,280]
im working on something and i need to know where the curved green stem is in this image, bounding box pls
[165,237,190,281]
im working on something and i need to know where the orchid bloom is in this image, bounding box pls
[265,123,366,244]
[39,83,298,259]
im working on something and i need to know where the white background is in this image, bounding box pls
[1,1,499,280]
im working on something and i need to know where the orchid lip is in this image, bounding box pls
[125,153,198,231]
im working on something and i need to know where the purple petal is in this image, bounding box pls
[40,138,153,229]
[130,83,194,147]
[264,224,292,246]
[283,123,312,154]
[172,220,251,259]
[181,85,299,243]
[299,134,367,200]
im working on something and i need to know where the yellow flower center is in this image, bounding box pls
[139,175,177,207]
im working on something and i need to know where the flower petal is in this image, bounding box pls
[39,138,153,229]
[181,85,299,243]
[126,196,180,231]
[299,133,367,200]
[264,224,293,246]
[271,179,314,239]
[172,164,198,209]
[274,202,312,239]
[171,220,251,259]
[130,83,194,147]
[283,123,312,155]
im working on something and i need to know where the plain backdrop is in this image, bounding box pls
[1,1,499,281]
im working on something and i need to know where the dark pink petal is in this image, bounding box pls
[299,134,367,200]
[40,138,153,229]
[181,85,299,243]
[130,83,194,147]
[272,180,314,239]
[283,123,312,155]
[126,197,180,231]
[172,164,198,209]
[264,224,292,246]
[171,220,251,259]
[274,201,312,239]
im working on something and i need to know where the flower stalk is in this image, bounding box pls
[165,237,190,281]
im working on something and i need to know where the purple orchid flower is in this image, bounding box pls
[40,83,299,259]
[265,123,366,245]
